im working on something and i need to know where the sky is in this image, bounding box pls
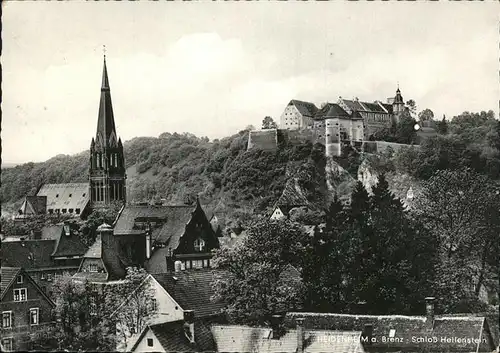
[2,2,499,164]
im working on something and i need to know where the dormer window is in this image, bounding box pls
[193,238,205,252]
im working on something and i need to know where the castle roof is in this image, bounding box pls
[289,99,318,117]
[314,103,350,120]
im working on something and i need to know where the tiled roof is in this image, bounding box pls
[341,98,393,115]
[381,103,393,114]
[341,99,366,113]
[211,325,364,353]
[361,101,386,113]
[18,196,47,216]
[152,269,227,318]
[37,183,89,212]
[114,205,194,244]
[1,240,57,269]
[1,267,21,298]
[48,225,88,257]
[130,318,217,353]
[290,100,319,117]
[314,103,350,120]
[285,312,496,351]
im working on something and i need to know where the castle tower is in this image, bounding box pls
[392,86,405,123]
[89,55,127,208]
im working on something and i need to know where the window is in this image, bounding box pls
[147,338,154,347]
[16,275,23,284]
[55,194,59,198]
[69,194,72,198]
[89,264,98,272]
[40,273,46,280]
[193,238,205,252]
[69,208,74,213]
[1,338,13,351]
[75,208,81,214]
[48,209,53,214]
[29,308,39,326]
[389,329,396,338]
[47,273,53,282]
[2,312,12,329]
[82,193,86,197]
[62,209,67,213]
[14,288,27,302]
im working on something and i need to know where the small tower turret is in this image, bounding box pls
[392,85,405,123]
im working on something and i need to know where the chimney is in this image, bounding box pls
[425,297,435,328]
[270,314,283,339]
[183,310,195,344]
[296,317,305,353]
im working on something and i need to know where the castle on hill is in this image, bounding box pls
[248,87,433,156]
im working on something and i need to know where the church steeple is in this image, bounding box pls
[89,52,127,208]
[96,56,117,149]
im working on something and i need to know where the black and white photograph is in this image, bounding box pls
[1,1,499,352]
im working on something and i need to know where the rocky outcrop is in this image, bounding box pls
[325,157,356,204]
[357,155,422,208]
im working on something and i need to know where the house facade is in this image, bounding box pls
[112,199,219,274]
[280,100,319,130]
[1,224,88,298]
[1,267,56,352]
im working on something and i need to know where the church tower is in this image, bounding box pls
[392,86,405,123]
[89,55,127,208]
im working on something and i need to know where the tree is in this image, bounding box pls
[31,267,157,352]
[412,169,498,312]
[418,108,434,122]
[435,115,448,135]
[262,116,278,130]
[31,276,116,352]
[79,202,122,246]
[395,114,418,144]
[109,267,158,350]
[405,99,417,116]
[212,218,307,325]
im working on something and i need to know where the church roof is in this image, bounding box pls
[95,57,119,150]
[289,100,319,117]
[36,183,89,213]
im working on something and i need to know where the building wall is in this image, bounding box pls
[247,129,278,151]
[280,105,302,130]
[132,329,165,353]
[1,276,54,351]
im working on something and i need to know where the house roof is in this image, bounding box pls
[18,196,47,216]
[289,100,319,117]
[36,183,89,212]
[340,98,394,115]
[152,269,227,318]
[1,267,56,306]
[114,205,194,242]
[47,224,88,257]
[1,267,22,298]
[211,325,364,353]
[314,103,350,120]
[131,318,216,353]
[285,312,496,352]
[1,239,57,269]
